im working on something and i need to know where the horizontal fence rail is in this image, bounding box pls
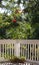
[0,62,30,65]
[0,40,39,44]
[0,61,39,65]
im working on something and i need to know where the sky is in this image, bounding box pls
[0,0,24,14]
[0,0,28,14]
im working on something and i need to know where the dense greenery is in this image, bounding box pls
[4,55,26,63]
[0,0,39,39]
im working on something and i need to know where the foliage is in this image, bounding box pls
[4,54,26,63]
[27,0,39,39]
[9,56,26,63]
[0,0,39,39]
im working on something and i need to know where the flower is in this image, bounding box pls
[12,19,16,23]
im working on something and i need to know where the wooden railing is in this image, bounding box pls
[0,40,39,61]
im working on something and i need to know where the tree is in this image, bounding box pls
[0,0,39,39]
[26,0,39,39]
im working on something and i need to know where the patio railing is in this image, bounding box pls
[0,40,39,62]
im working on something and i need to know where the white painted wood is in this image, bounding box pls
[14,43,20,57]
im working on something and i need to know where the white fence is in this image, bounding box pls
[0,40,39,61]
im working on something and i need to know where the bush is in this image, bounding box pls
[9,56,26,63]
